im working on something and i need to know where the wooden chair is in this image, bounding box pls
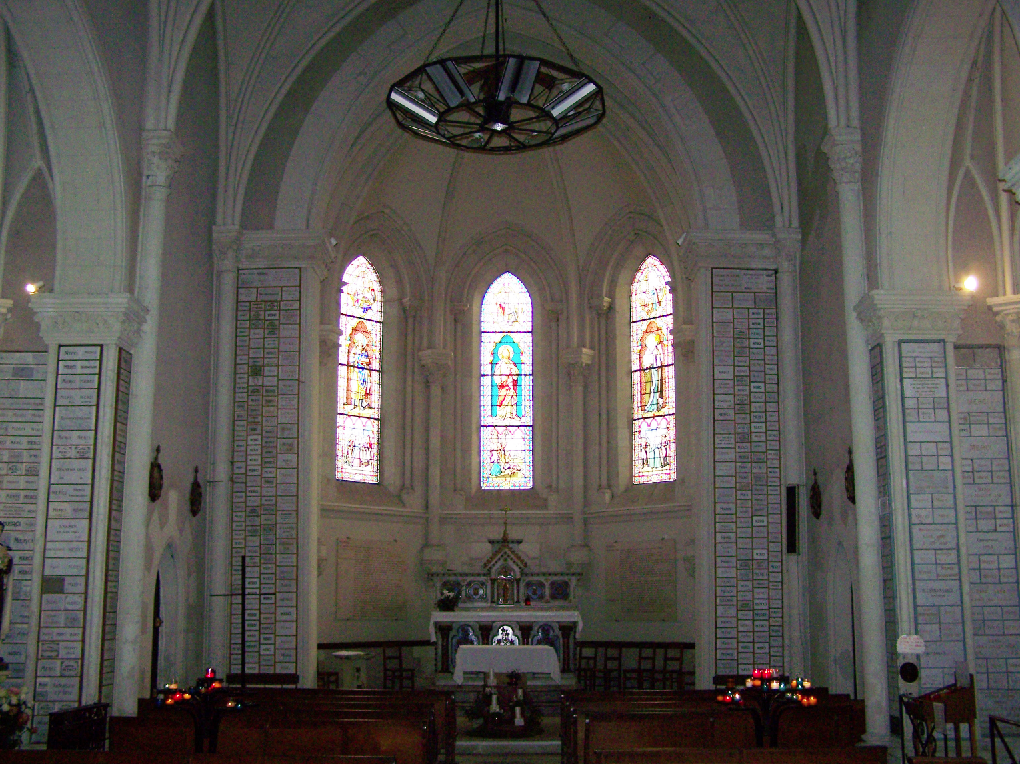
[317,670,340,688]
[382,644,416,690]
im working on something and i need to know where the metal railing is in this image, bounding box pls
[990,715,1020,764]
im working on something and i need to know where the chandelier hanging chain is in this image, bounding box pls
[423,0,469,63]
[528,0,582,71]
[480,0,491,55]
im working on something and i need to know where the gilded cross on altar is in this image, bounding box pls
[500,506,511,541]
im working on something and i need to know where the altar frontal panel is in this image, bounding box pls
[231,268,301,674]
[711,268,783,675]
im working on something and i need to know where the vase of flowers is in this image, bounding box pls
[0,687,32,749]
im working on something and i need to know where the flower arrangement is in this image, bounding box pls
[0,686,32,749]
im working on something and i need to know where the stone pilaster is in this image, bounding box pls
[855,290,973,697]
[419,348,452,572]
[26,294,145,734]
[563,347,594,562]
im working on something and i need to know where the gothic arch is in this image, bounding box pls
[583,209,675,314]
[445,224,566,319]
[326,209,430,322]
[876,0,996,290]
[2,2,130,293]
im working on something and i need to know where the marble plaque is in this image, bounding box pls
[605,538,677,621]
[334,537,409,621]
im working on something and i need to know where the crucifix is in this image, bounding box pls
[500,506,511,541]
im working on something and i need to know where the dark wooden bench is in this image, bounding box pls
[109,711,197,754]
[769,701,866,748]
[592,747,887,764]
[222,687,454,762]
[215,711,432,764]
[582,708,761,764]
[560,690,731,764]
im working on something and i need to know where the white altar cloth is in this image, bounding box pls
[428,608,583,641]
[452,644,561,684]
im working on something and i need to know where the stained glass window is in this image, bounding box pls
[631,256,676,483]
[480,273,533,489]
[337,256,382,482]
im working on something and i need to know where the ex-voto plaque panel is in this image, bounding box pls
[711,268,783,675]
[231,268,301,674]
[0,351,47,683]
[899,340,966,691]
[955,347,1020,720]
[34,345,102,732]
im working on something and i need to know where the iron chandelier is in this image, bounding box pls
[387,0,605,153]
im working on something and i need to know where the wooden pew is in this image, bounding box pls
[592,747,887,764]
[560,690,733,764]
[2,755,396,764]
[109,711,196,754]
[769,701,866,748]
[215,710,433,764]
[582,708,760,764]
[227,688,455,763]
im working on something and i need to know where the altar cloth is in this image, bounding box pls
[453,644,561,684]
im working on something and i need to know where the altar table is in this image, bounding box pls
[452,644,561,684]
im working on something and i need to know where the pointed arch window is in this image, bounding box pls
[480,273,533,489]
[631,256,676,483]
[336,256,383,482]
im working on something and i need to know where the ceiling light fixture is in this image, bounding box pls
[387,0,605,153]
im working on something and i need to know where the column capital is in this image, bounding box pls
[774,228,802,274]
[589,296,612,315]
[32,293,148,349]
[822,127,863,186]
[855,290,970,345]
[419,348,453,384]
[987,294,1020,345]
[1002,152,1020,201]
[0,299,13,341]
[142,130,183,188]
[212,226,241,273]
[239,229,337,280]
[319,324,341,356]
[562,347,594,382]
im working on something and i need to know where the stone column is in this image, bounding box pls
[204,227,239,675]
[29,294,146,733]
[823,128,889,744]
[776,229,808,675]
[419,348,452,572]
[563,347,593,565]
[112,130,181,713]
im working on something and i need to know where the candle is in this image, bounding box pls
[803,680,811,688]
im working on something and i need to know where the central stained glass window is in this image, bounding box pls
[631,256,676,483]
[336,256,382,482]
[480,273,533,489]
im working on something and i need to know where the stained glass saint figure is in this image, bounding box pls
[631,256,676,483]
[480,273,533,489]
[337,256,382,482]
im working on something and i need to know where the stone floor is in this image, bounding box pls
[455,713,560,764]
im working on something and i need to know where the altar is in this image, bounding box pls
[430,608,582,674]
[453,644,561,684]
[428,511,584,675]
